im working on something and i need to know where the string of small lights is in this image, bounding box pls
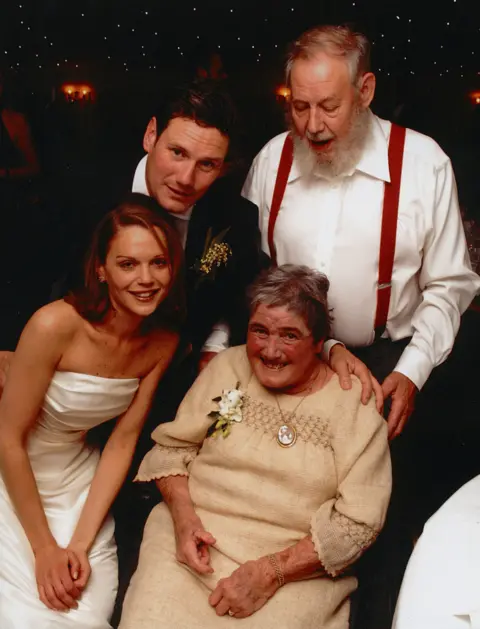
[0,0,478,81]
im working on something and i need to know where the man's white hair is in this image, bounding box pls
[285,25,371,87]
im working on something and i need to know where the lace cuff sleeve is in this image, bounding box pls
[135,444,199,482]
[310,506,379,576]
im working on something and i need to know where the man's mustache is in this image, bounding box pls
[305,130,335,142]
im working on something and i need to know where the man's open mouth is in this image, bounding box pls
[310,138,334,149]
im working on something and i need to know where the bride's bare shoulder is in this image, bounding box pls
[25,300,83,339]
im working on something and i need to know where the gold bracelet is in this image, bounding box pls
[267,553,285,588]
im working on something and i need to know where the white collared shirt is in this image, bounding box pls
[241,112,480,389]
[132,155,229,352]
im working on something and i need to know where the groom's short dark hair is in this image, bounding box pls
[151,79,240,163]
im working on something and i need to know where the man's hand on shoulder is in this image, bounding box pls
[329,344,384,413]
[382,371,417,440]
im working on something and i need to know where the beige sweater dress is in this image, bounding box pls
[119,346,391,629]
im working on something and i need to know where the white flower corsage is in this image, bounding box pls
[207,382,244,439]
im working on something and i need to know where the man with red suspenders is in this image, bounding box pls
[242,25,480,628]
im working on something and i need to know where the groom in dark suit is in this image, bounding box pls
[122,81,265,472]
[131,80,262,366]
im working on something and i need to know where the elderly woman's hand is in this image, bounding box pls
[174,514,217,575]
[208,557,279,619]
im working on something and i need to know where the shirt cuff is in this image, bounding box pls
[322,339,345,362]
[393,344,435,390]
[201,322,231,354]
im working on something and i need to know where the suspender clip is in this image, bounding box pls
[378,282,392,290]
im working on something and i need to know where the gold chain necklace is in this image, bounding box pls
[273,365,326,448]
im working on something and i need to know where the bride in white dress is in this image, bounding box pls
[0,194,184,628]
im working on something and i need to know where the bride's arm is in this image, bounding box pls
[0,304,81,611]
[68,334,179,564]
[0,306,72,551]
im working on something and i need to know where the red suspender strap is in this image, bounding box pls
[374,123,407,334]
[268,126,406,335]
[268,134,294,265]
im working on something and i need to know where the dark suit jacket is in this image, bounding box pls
[183,181,263,357]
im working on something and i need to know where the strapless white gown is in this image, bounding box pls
[0,371,139,628]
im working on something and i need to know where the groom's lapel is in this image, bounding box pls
[184,190,219,270]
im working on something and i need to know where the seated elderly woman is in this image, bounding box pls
[119,265,392,629]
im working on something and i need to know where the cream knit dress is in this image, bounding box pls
[120,346,391,629]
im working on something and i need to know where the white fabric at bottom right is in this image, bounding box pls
[393,474,480,629]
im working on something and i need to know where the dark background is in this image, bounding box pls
[2,0,480,190]
[1,5,480,622]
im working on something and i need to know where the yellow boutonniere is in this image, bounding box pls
[193,227,232,286]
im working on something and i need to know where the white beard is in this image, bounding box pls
[291,107,372,181]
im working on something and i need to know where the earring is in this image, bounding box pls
[98,275,105,283]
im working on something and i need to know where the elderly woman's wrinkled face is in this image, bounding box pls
[246,304,324,393]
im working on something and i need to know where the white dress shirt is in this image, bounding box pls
[132,155,230,352]
[241,112,480,389]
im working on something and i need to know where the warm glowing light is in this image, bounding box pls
[469,91,480,105]
[276,85,291,99]
[62,83,94,100]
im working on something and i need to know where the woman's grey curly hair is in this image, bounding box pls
[248,265,333,342]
